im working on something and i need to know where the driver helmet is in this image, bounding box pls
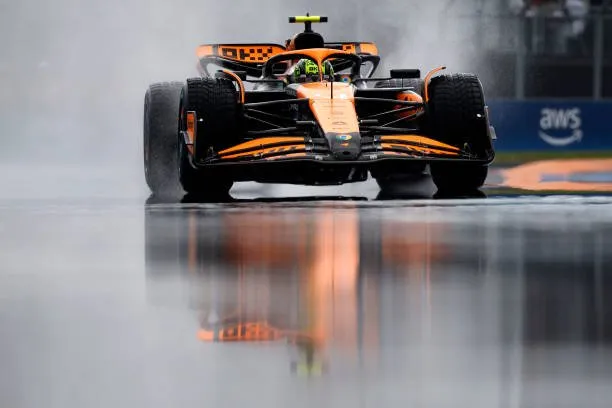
[292,59,334,83]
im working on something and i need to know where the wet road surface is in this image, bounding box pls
[1,172,612,408]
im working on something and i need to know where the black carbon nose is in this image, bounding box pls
[329,133,361,160]
[333,149,359,160]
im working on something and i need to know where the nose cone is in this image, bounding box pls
[295,82,361,160]
[328,132,361,160]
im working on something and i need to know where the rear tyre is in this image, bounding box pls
[178,78,239,196]
[143,82,183,196]
[427,74,492,193]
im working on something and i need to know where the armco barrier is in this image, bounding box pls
[487,101,612,152]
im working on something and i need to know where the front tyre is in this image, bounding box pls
[429,163,488,193]
[427,74,492,193]
[177,78,238,197]
[177,132,233,198]
[371,162,428,192]
[181,77,241,159]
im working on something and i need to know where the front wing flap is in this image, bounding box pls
[201,135,493,165]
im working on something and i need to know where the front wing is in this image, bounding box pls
[202,134,493,164]
[187,134,494,185]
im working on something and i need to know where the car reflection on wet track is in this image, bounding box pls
[2,180,612,407]
[145,193,612,405]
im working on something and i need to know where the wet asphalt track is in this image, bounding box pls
[1,169,612,408]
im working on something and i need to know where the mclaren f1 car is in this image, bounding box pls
[143,15,496,197]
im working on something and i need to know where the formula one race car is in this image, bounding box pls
[144,15,496,197]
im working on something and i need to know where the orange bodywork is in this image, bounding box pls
[219,137,303,155]
[194,47,471,163]
[221,69,245,104]
[334,42,379,55]
[380,143,459,157]
[380,135,460,151]
[395,90,424,119]
[185,111,195,155]
[263,152,308,160]
[196,44,287,63]
[379,135,461,157]
[296,82,359,136]
[221,145,305,160]
[357,42,378,55]
[424,66,446,102]
[218,137,306,160]
[214,134,461,162]
[282,49,361,137]
[197,42,378,64]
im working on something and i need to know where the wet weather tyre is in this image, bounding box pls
[371,162,428,193]
[177,134,233,198]
[178,78,238,197]
[427,74,492,193]
[181,77,241,158]
[429,163,488,193]
[143,81,183,196]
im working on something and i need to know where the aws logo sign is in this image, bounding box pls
[539,108,583,146]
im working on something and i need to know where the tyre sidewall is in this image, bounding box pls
[143,82,183,196]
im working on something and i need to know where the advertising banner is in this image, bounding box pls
[487,101,612,152]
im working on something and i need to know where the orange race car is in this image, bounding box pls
[143,15,496,197]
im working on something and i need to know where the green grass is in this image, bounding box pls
[493,150,612,165]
